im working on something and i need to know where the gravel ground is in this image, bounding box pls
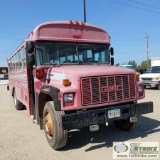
[0,84,160,160]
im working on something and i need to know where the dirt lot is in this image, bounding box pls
[0,84,160,160]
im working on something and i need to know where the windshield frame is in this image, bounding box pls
[35,42,110,66]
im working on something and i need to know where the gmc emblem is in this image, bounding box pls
[101,85,123,92]
[73,35,81,39]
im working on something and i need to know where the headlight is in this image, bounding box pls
[155,77,159,80]
[138,86,143,92]
[64,93,74,102]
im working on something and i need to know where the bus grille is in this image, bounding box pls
[81,75,136,105]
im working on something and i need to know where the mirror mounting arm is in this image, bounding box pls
[26,41,35,53]
[26,41,35,65]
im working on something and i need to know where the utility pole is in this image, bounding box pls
[145,33,149,69]
[83,0,86,23]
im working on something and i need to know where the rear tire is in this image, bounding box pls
[13,89,24,110]
[43,101,68,150]
[157,84,160,90]
[113,115,141,131]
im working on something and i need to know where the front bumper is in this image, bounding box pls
[143,81,160,87]
[62,102,153,130]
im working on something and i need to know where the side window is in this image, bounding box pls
[36,47,47,65]
[10,57,13,72]
[18,51,21,61]
[21,48,25,59]
[19,61,22,70]
[36,48,43,65]
[8,46,26,72]
[16,62,19,71]
[13,55,15,71]
[22,59,26,70]
[12,63,15,71]
[21,47,26,70]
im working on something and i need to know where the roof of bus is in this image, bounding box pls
[26,20,110,42]
[8,20,110,60]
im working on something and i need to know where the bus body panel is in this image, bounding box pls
[8,68,31,114]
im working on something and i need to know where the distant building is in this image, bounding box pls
[119,65,134,69]
[0,67,8,79]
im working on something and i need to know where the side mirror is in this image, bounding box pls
[26,53,35,65]
[26,41,34,53]
[111,57,114,65]
[110,47,114,56]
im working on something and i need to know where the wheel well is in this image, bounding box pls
[39,92,53,119]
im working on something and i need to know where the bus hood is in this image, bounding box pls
[49,65,135,84]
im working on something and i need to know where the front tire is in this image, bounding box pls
[43,101,68,150]
[113,115,141,131]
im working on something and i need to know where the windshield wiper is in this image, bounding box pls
[42,63,57,66]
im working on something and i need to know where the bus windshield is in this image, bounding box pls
[35,42,110,65]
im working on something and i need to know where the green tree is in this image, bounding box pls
[139,60,151,69]
[115,63,120,66]
[128,60,137,69]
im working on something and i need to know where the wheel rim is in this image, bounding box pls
[44,112,54,138]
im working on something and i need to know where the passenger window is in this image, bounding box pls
[36,48,43,65]
[22,59,26,70]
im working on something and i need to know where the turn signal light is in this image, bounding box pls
[81,21,85,25]
[62,79,71,86]
[75,20,79,25]
[69,20,73,24]
[136,72,140,81]
[69,20,85,26]
[36,70,44,78]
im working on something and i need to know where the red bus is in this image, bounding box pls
[7,20,153,150]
